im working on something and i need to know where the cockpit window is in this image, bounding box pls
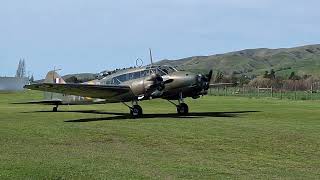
[156,66,177,75]
[128,72,141,80]
[106,66,177,85]
[112,74,127,84]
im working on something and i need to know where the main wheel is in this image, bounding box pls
[53,106,58,112]
[130,105,143,118]
[177,103,189,115]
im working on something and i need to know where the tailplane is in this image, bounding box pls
[43,70,65,100]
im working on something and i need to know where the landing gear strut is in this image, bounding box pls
[123,100,143,119]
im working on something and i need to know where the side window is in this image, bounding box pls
[134,72,140,79]
[129,73,134,80]
[141,70,150,77]
[118,74,127,82]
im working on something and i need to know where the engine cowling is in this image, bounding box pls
[130,74,166,99]
[194,70,213,95]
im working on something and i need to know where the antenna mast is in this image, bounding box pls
[149,48,153,66]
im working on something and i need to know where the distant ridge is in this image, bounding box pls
[47,44,320,82]
[156,44,320,77]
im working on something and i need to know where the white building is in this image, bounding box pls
[0,77,29,91]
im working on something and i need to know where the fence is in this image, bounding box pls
[209,86,320,100]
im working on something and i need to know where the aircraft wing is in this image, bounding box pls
[24,83,134,102]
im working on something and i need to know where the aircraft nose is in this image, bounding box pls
[163,72,195,89]
[195,70,213,91]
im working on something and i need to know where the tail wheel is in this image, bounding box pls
[177,103,189,115]
[53,106,58,112]
[130,105,143,118]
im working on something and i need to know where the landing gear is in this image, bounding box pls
[168,92,189,116]
[53,105,58,112]
[177,103,189,115]
[123,100,143,119]
[130,105,143,118]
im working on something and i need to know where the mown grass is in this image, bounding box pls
[0,91,320,179]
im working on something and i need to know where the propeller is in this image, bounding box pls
[154,74,165,91]
[196,70,213,92]
[206,70,213,83]
[146,74,173,97]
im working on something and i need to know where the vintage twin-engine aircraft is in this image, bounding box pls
[25,64,212,118]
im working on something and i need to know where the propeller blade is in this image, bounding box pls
[206,70,213,82]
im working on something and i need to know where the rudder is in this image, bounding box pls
[43,70,66,84]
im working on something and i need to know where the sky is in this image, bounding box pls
[1,0,320,79]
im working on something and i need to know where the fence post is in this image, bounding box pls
[242,86,245,96]
[294,81,297,100]
[310,81,313,100]
[225,86,227,96]
[271,86,273,98]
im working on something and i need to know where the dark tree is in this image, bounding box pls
[215,71,224,83]
[15,59,26,78]
[289,71,301,80]
[289,72,295,80]
[29,74,34,82]
[270,69,276,79]
[263,71,269,78]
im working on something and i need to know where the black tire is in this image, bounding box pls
[130,105,143,118]
[177,103,189,115]
[53,107,58,112]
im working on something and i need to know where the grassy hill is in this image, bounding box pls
[45,44,320,82]
[157,44,320,78]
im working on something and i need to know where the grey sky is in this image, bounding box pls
[1,0,320,78]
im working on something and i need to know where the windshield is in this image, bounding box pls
[153,66,178,75]
[103,66,178,85]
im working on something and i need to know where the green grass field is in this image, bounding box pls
[1,91,320,179]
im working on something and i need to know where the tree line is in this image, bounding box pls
[210,69,319,91]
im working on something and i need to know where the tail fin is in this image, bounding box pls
[43,70,65,100]
[43,70,66,84]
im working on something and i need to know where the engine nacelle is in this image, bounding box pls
[130,74,165,98]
